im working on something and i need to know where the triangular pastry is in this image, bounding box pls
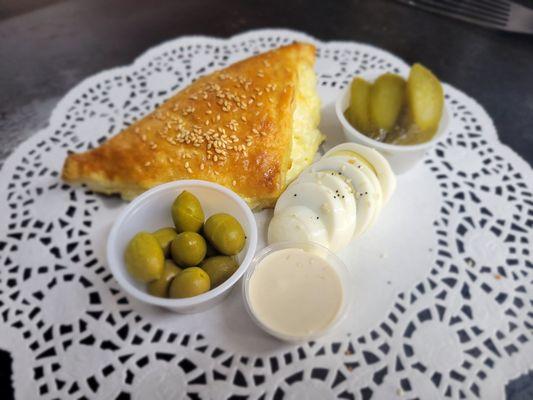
[62,43,323,210]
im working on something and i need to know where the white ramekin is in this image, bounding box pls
[107,180,258,314]
[335,70,450,174]
[242,241,352,342]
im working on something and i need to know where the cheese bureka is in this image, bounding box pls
[62,43,323,210]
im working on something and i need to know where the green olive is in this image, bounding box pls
[124,232,164,283]
[170,232,207,267]
[147,260,182,297]
[152,227,179,257]
[200,256,239,288]
[171,191,204,233]
[168,267,210,298]
[203,213,245,256]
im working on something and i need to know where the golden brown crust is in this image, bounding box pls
[62,43,316,208]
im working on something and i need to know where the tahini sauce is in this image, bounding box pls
[248,248,343,338]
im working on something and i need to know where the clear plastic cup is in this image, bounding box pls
[242,241,352,342]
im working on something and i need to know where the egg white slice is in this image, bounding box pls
[308,156,382,237]
[274,181,349,250]
[325,143,396,204]
[268,205,329,248]
[297,171,357,249]
[326,154,385,229]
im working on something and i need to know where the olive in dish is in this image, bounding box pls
[124,190,246,298]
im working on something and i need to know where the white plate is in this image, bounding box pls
[1,30,530,400]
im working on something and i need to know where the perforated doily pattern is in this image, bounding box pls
[0,29,531,399]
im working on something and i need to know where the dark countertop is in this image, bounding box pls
[1,0,532,166]
[0,1,532,399]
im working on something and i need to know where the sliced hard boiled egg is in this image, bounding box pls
[325,143,396,204]
[268,205,329,248]
[328,154,384,229]
[297,171,357,249]
[274,181,351,251]
[308,156,382,237]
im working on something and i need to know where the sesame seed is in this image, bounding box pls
[144,161,151,167]
[232,180,236,186]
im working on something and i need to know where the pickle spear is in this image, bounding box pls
[347,77,372,134]
[369,74,406,138]
[407,63,444,140]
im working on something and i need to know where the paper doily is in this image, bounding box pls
[0,29,531,399]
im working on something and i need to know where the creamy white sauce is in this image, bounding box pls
[248,248,343,338]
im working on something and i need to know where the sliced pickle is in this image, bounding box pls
[407,63,444,141]
[347,77,372,134]
[369,74,406,138]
